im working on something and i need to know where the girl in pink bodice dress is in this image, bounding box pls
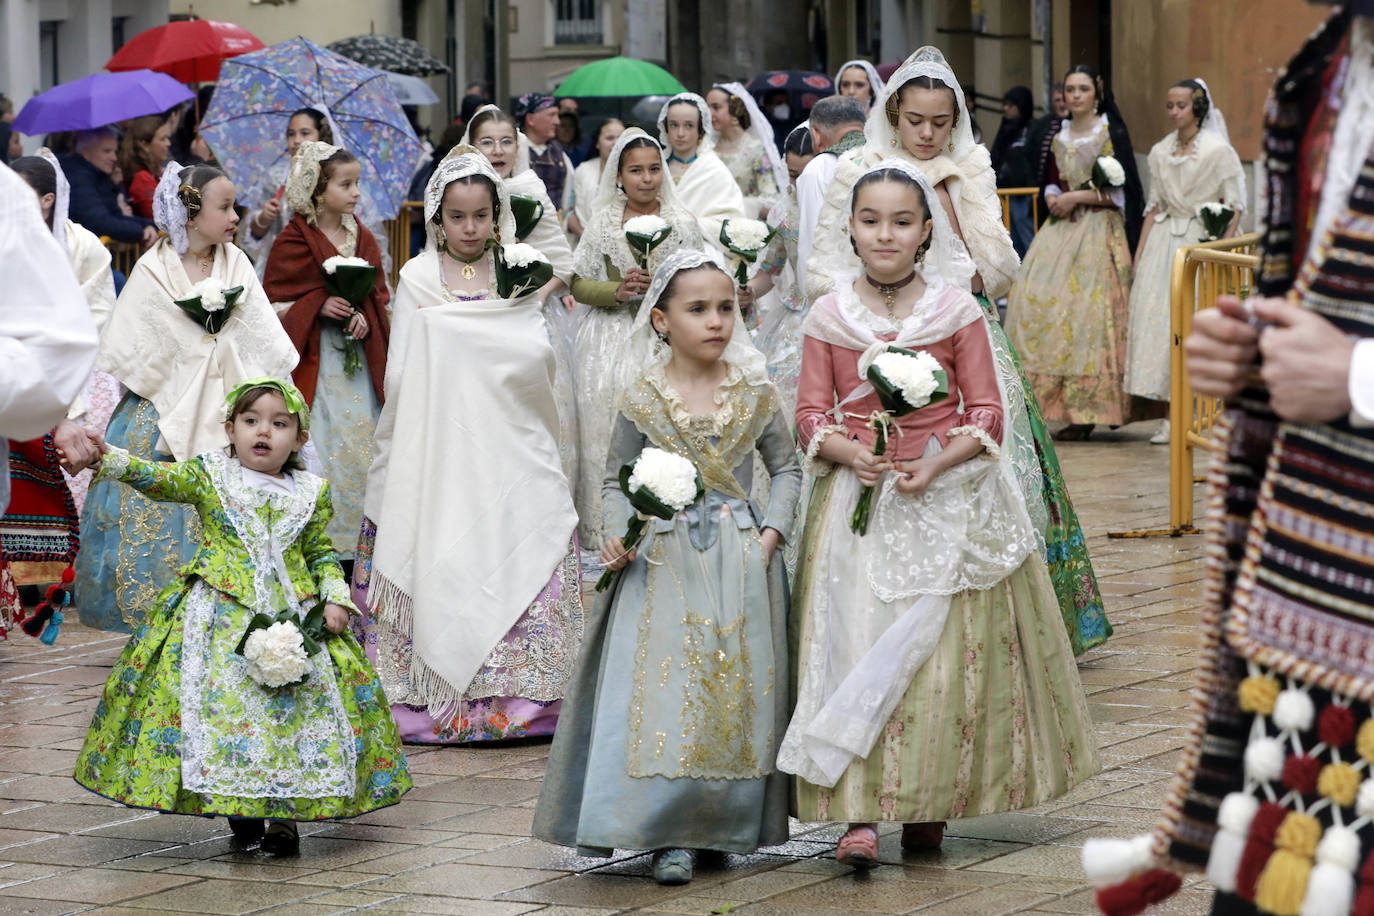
[778,159,1098,870]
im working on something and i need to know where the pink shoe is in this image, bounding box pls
[836,823,879,868]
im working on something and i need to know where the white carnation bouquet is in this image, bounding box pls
[234,604,333,689]
[595,447,704,592]
[624,214,672,270]
[1089,155,1126,190]
[850,346,949,536]
[321,255,371,274]
[174,279,244,335]
[720,217,776,283]
[319,255,379,377]
[494,242,553,299]
[1196,201,1236,242]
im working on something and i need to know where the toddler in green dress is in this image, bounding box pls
[65,377,411,856]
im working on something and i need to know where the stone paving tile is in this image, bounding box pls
[0,432,1221,914]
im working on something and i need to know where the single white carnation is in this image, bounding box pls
[628,447,698,510]
[1095,156,1126,187]
[1200,201,1231,218]
[322,255,371,274]
[723,217,770,251]
[872,349,943,408]
[191,278,228,312]
[501,242,549,269]
[241,621,311,688]
[624,214,669,236]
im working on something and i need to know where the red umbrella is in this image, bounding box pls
[106,20,264,83]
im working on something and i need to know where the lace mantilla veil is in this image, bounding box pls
[1193,76,1247,200]
[459,103,533,175]
[618,248,769,401]
[153,161,192,255]
[422,146,517,251]
[833,59,887,111]
[866,47,977,163]
[714,81,790,193]
[35,147,70,253]
[570,127,701,281]
[656,92,716,151]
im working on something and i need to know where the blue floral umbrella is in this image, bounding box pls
[199,37,424,220]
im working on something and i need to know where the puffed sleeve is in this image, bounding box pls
[794,334,849,476]
[945,319,1004,456]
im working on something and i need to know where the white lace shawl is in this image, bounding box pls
[96,239,299,460]
[570,128,704,281]
[1145,129,1246,234]
[807,46,1020,300]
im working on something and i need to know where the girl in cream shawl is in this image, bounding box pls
[656,93,745,252]
[74,162,298,631]
[353,149,583,744]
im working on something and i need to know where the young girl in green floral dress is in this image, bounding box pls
[68,378,410,856]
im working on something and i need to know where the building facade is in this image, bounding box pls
[2,0,168,144]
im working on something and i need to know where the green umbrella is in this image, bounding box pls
[555,56,685,98]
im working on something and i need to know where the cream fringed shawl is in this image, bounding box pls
[806,145,1020,301]
[363,248,578,714]
[97,238,298,461]
[673,149,746,253]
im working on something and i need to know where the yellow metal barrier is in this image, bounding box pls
[996,187,1040,233]
[1109,233,1260,538]
[383,201,424,288]
[100,237,143,277]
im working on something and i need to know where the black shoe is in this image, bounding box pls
[227,817,264,847]
[260,820,299,857]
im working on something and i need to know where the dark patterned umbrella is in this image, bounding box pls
[326,35,448,77]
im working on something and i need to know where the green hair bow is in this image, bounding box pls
[225,377,311,430]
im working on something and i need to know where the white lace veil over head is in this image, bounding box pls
[35,147,70,253]
[657,92,715,152]
[621,247,769,395]
[286,140,343,225]
[815,156,976,289]
[867,47,975,164]
[572,127,701,281]
[153,160,192,254]
[714,81,789,193]
[422,145,517,250]
[458,103,533,176]
[833,59,887,110]
[1190,77,1246,200]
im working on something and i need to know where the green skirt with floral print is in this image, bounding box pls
[74,579,411,819]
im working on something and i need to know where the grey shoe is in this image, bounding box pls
[651,847,694,885]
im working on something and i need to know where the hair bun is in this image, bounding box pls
[178,183,203,217]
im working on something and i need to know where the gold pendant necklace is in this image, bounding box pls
[442,243,482,279]
[865,270,918,319]
[188,246,213,274]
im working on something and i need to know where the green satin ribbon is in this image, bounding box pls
[225,377,311,430]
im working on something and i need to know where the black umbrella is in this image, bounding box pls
[745,70,835,154]
[326,35,448,77]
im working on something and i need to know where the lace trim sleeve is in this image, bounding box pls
[947,424,1001,459]
[95,445,133,482]
[803,423,848,478]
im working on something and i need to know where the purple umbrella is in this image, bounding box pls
[12,70,194,134]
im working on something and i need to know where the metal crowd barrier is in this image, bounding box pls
[996,187,1041,231]
[1109,233,1260,538]
[99,237,143,277]
[383,201,424,289]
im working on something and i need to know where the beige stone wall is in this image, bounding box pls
[1110,0,1327,162]
[167,0,403,49]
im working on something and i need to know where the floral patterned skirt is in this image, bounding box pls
[791,473,1100,823]
[351,517,580,743]
[74,579,411,819]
